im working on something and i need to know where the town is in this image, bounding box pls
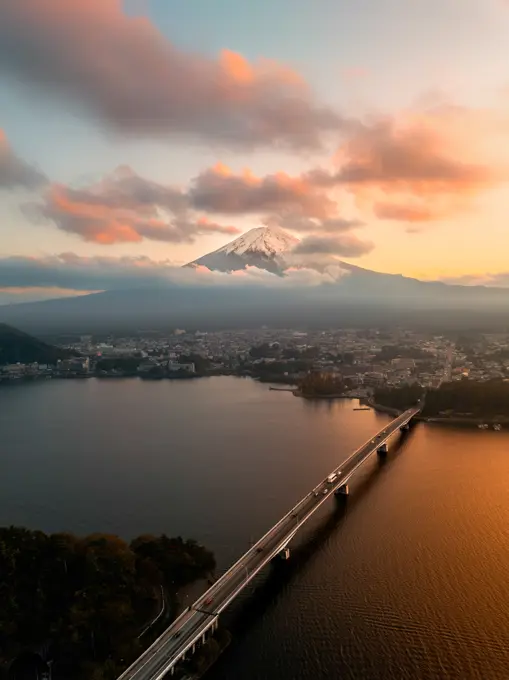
[3,327,509,392]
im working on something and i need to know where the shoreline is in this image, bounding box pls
[368,400,507,428]
[366,400,401,416]
[4,375,507,430]
[293,389,365,400]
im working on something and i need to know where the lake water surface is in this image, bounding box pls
[2,377,509,679]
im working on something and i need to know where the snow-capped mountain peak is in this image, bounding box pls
[188,226,299,274]
[220,225,299,257]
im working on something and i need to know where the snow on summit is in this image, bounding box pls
[188,226,300,274]
[221,225,299,257]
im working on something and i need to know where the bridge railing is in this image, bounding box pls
[194,407,420,607]
[329,407,416,476]
[116,607,195,680]
[193,487,315,607]
[117,406,421,679]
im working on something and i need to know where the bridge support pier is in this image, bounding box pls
[276,547,291,561]
[335,484,349,496]
[377,443,388,456]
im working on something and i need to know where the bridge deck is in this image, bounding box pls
[118,406,420,680]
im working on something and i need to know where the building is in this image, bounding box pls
[168,361,195,373]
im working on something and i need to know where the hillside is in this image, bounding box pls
[0,323,72,365]
[1,223,509,334]
[1,280,509,336]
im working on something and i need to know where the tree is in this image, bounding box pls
[373,383,424,410]
[299,371,345,396]
[1,528,215,678]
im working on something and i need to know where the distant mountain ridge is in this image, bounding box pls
[1,227,509,334]
[188,225,299,273]
[0,323,71,365]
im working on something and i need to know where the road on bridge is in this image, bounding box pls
[118,406,420,680]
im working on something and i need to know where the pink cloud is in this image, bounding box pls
[26,167,239,245]
[0,0,341,150]
[190,163,337,219]
[309,106,505,222]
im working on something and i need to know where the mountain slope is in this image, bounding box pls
[2,225,509,334]
[0,323,72,365]
[1,270,509,335]
[188,225,299,274]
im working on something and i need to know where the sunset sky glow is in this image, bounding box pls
[1,0,509,302]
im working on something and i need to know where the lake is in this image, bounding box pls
[2,377,509,679]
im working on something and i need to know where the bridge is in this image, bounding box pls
[118,405,421,680]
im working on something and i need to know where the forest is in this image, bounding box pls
[373,383,423,411]
[298,371,346,396]
[0,528,215,679]
[422,379,509,418]
[374,380,509,419]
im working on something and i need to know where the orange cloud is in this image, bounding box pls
[374,203,442,222]
[46,185,143,244]
[27,169,240,245]
[0,0,340,150]
[313,106,505,222]
[186,106,507,231]
[220,50,255,85]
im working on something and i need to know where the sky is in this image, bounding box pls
[1,0,509,303]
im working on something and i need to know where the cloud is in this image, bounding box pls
[373,203,437,222]
[190,163,337,218]
[26,166,239,244]
[0,253,179,290]
[340,67,369,83]
[308,107,503,222]
[334,119,489,186]
[0,252,349,294]
[185,105,504,230]
[25,162,363,245]
[291,234,373,257]
[264,214,363,233]
[0,286,96,304]
[0,0,341,150]
[0,130,47,190]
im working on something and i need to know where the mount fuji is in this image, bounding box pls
[188,225,299,274]
[2,227,509,335]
